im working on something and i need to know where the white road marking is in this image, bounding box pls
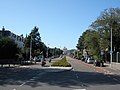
[30,78,35,81]
[75,74,79,79]
[81,84,85,87]
[72,68,79,79]
[32,77,38,79]
[36,73,45,76]
[19,72,45,87]
[19,82,26,87]
[104,72,114,75]
[113,78,118,81]
[73,89,86,90]
[13,89,16,90]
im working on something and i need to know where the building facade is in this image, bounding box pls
[0,26,24,48]
[63,47,68,55]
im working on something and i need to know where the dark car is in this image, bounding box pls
[81,56,85,61]
[94,59,104,67]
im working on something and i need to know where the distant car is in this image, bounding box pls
[20,60,32,65]
[51,56,55,59]
[35,56,42,62]
[54,55,59,58]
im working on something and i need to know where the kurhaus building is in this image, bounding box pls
[0,26,24,48]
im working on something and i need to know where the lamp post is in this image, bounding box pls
[30,36,32,61]
[47,47,48,58]
[47,44,50,58]
[77,50,79,58]
[59,46,61,56]
[110,25,112,67]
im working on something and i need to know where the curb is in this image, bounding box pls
[43,66,73,72]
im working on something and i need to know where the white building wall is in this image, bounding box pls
[9,32,24,48]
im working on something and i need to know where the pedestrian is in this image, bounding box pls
[41,56,46,66]
[34,56,37,64]
[49,57,51,63]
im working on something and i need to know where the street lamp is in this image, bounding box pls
[47,44,50,58]
[77,49,79,58]
[110,21,116,67]
[30,35,32,61]
[110,25,112,67]
[59,46,61,56]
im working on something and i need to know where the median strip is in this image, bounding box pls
[44,56,72,72]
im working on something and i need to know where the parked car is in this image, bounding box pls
[94,59,104,67]
[34,55,43,62]
[84,57,88,63]
[81,56,85,61]
[87,57,94,64]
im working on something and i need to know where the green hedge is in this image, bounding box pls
[51,57,71,67]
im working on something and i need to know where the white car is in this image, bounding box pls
[87,58,94,64]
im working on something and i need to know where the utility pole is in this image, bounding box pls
[47,44,50,58]
[30,36,32,62]
[110,22,113,67]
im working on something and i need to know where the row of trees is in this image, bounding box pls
[0,26,63,65]
[76,8,120,62]
[22,26,63,60]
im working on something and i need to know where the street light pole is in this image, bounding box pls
[47,44,49,58]
[110,25,112,67]
[77,50,79,58]
[30,36,32,61]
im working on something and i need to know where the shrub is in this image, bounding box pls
[51,56,71,67]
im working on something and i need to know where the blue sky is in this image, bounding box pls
[0,0,120,49]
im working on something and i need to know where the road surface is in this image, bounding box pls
[0,57,120,90]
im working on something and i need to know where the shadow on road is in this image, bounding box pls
[30,70,120,88]
[0,67,43,86]
[0,67,120,88]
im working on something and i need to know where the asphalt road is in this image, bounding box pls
[0,57,120,90]
[67,57,120,90]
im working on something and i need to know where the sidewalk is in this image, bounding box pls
[75,58,120,75]
[103,63,120,75]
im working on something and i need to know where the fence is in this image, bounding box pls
[113,52,120,63]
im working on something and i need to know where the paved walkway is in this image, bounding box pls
[69,56,120,76]
[81,60,120,75]
[103,63,120,75]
